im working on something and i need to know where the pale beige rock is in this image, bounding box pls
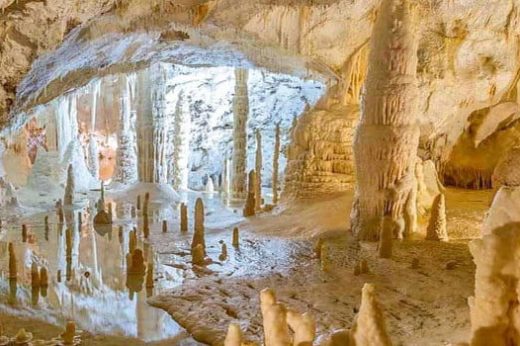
[64,164,75,206]
[260,289,291,346]
[468,223,520,346]
[351,283,393,346]
[425,194,448,241]
[225,323,243,346]
[255,130,262,211]
[481,186,520,235]
[243,170,256,217]
[286,310,316,346]
[180,202,188,232]
[232,68,249,198]
[191,198,205,250]
[352,0,419,241]
[192,244,205,266]
[272,123,281,205]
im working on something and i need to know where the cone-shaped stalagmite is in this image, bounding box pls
[231,68,249,198]
[40,267,48,287]
[351,283,393,346]
[31,262,40,288]
[64,164,75,206]
[22,224,27,243]
[224,323,243,346]
[180,203,188,232]
[425,194,448,241]
[255,130,262,211]
[272,123,281,205]
[351,0,420,241]
[243,170,256,217]
[191,198,205,250]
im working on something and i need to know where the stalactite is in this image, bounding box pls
[222,155,229,195]
[114,74,138,184]
[255,130,262,211]
[351,0,420,241]
[272,123,281,205]
[90,79,101,132]
[151,63,171,184]
[231,68,249,198]
[56,92,79,160]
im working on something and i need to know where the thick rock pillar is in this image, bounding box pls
[136,69,155,183]
[351,0,419,241]
[114,74,138,184]
[231,68,249,198]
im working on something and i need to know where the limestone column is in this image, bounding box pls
[231,68,249,198]
[171,92,190,190]
[114,74,138,184]
[272,123,281,205]
[255,129,262,211]
[136,69,155,183]
[351,0,419,241]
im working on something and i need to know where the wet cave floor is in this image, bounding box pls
[0,187,493,345]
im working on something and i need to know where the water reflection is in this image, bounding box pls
[0,200,183,343]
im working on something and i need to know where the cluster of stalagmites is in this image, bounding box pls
[0,321,79,345]
[225,284,392,346]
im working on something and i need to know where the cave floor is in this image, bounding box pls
[0,187,493,345]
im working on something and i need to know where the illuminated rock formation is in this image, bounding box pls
[180,203,188,232]
[88,134,100,181]
[231,68,249,198]
[64,164,75,206]
[468,223,520,346]
[272,123,281,205]
[425,194,448,241]
[243,170,256,217]
[232,227,239,247]
[114,74,138,185]
[191,198,205,250]
[8,242,16,280]
[255,130,262,211]
[352,0,419,241]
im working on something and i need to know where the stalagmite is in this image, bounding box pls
[232,227,239,247]
[143,213,150,238]
[143,192,150,215]
[378,217,394,259]
[88,134,100,180]
[64,164,74,206]
[8,243,16,280]
[40,267,48,287]
[180,203,188,232]
[137,195,141,210]
[222,156,229,195]
[22,224,27,243]
[224,323,243,346]
[146,261,154,288]
[162,220,167,233]
[219,243,228,261]
[255,130,262,211]
[351,0,420,241]
[31,262,40,288]
[243,170,256,217]
[136,69,156,183]
[272,123,281,205]
[191,198,205,250]
[231,68,249,198]
[206,176,215,193]
[351,284,393,346]
[260,288,292,346]
[468,222,520,346]
[286,310,316,346]
[192,244,205,266]
[129,230,137,254]
[128,248,146,274]
[425,194,448,241]
[61,321,76,345]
